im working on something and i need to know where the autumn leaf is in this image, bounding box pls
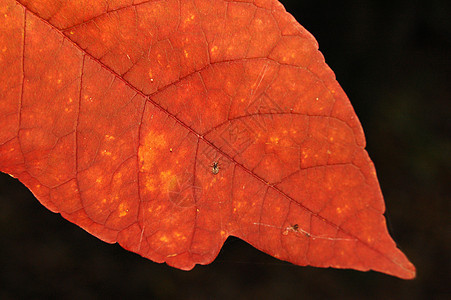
[0,0,415,279]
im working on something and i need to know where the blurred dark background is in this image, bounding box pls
[0,1,449,299]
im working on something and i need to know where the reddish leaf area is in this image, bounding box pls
[0,0,415,278]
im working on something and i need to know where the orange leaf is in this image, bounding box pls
[0,0,415,279]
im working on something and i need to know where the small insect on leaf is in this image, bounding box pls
[211,161,220,175]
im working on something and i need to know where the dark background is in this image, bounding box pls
[0,1,449,299]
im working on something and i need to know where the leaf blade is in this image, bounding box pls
[0,0,415,278]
